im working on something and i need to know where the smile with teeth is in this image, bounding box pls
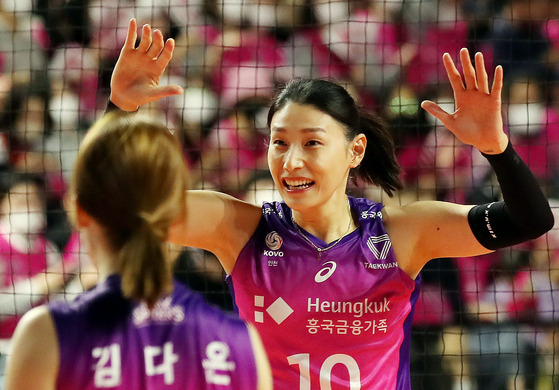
[284,179,315,190]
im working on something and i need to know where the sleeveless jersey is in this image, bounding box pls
[228,196,421,390]
[49,275,258,390]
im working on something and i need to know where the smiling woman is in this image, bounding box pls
[106,19,554,390]
[267,78,401,197]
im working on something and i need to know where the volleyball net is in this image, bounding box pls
[0,1,558,389]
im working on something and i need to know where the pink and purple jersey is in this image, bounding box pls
[49,275,258,390]
[229,196,421,390]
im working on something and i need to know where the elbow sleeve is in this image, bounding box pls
[468,142,554,250]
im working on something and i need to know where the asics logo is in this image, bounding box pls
[314,261,337,283]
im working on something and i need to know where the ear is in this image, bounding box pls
[350,133,367,168]
[64,193,93,228]
[75,204,93,228]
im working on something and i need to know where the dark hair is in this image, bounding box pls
[267,78,402,196]
[71,111,189,307]
[0,74,53,137]
[0,170,45,199]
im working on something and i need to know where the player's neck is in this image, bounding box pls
[292,196,356,243]
[80,223,118,281]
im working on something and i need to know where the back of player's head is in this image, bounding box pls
[267,78,402,196]
[71,111,188,307]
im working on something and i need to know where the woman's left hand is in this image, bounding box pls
[421,48,509,154]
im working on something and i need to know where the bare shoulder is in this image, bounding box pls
[10,305,57,348]
[382,201,425,232]
[6,306,58,390]
[381,202,427,255]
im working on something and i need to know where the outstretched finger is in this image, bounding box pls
[137,24,153,52]
[491,65,504,98]
[148,84,184,102]
[421,100,453,126]
[475,52,489,94]
[460,48,477,90]
[156,39,176,68]
[442,53,465,92]
[123,18,138,50]
[147,29,165,59]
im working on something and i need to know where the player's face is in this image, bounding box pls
[268,102,354,211]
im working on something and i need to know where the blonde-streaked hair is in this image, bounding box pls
[71,111,188,307]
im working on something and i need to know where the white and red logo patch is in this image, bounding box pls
[265,231,283,250]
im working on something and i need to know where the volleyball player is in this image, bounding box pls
[108,19,554,389]
[5,114,272,387]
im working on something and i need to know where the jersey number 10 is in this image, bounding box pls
[288,353,361,389]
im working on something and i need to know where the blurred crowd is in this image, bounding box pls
[0,0,558,389]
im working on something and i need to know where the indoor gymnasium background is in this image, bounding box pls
[0,1,557,389]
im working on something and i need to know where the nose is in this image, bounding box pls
[283,145,304,172]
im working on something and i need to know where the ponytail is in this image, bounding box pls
[354,110,403,197]
[118,219,171,308]
[73,111,189,308]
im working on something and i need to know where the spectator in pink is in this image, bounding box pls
[403,0,471,93]
[505,71,559,194]
[196,97,269,196]
[0,173,77,338]
[315,0,417,101]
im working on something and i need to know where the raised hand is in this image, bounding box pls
[110,18,183,111]
[421,48,509,154]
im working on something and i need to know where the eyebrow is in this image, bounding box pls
[271,127,326,134]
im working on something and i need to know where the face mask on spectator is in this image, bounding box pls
[7,211,46,235]
[507,102,546,137]
[49,91,80,132]
[314,1,350,25]
[178,86,219,128]
[245,4,279,28]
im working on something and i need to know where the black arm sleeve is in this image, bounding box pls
[467,141,555,250]
[105,98,121,113]
[104,98,139,114]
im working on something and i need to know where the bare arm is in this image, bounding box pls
[247,324,273,390]
[109,20,264,273]
[389,48,553,279]
[169,191,262,274]
[384,201,490,279]
[5,306,58,390]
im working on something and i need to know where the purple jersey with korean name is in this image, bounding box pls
[49,275,258,390]
[228,196,421,390]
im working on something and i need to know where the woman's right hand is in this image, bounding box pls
[110,18,183,111]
